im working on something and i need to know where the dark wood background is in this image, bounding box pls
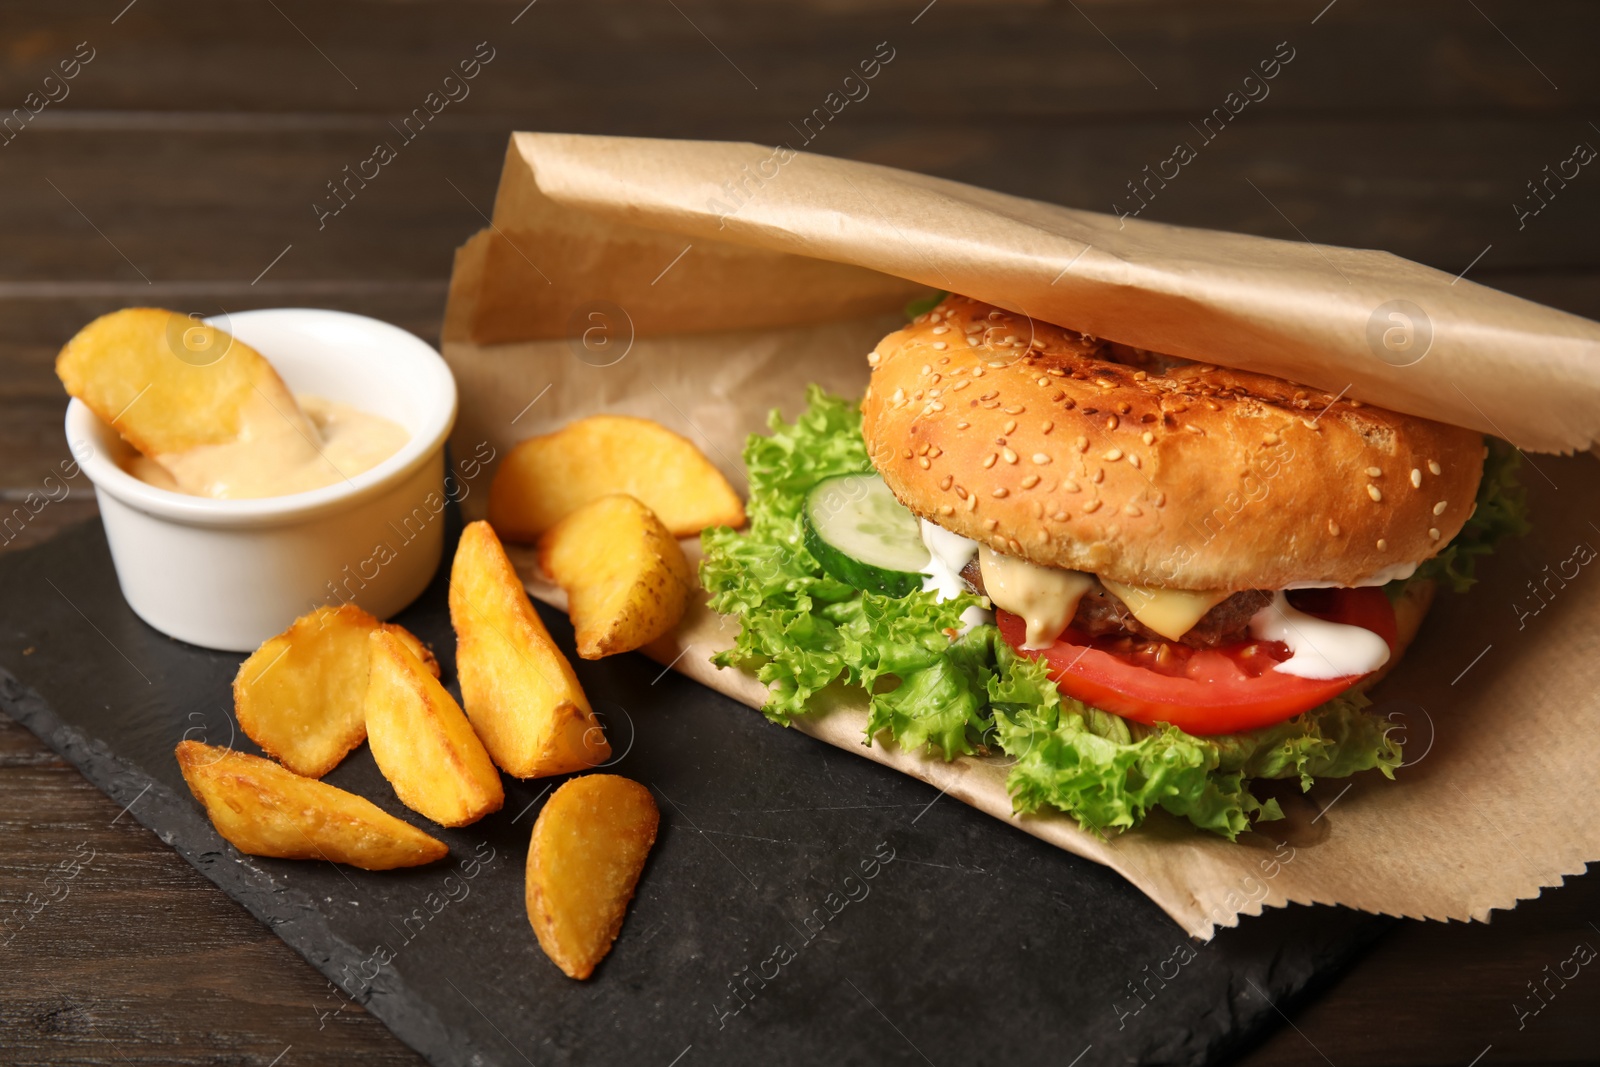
[2,2,1596,1064]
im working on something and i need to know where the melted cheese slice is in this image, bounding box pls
[1098,578,1231,642]
[978,547,1095,649]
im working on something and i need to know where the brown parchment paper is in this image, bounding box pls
[444,133,1600,938]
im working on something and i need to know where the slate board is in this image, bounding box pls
[0,514,1391,1067]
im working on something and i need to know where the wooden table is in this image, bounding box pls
[2,3,1595,1063]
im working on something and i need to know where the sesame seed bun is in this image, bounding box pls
[860,295,1487,592]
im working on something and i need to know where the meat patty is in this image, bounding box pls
[959,558,1270,649]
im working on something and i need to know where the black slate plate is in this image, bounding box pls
[0,515,1390,1067]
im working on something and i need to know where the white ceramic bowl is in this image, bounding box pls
[64,308,457,652]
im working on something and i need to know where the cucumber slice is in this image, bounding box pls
[803,473,930,597]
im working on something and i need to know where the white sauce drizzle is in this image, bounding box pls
[1249,591,1390,680]
[917,520,990,633]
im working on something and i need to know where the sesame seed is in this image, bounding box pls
[984,517,999,530]
[917,457,930,469]
[1021,474,1041,489]
[1083,499,1102,513]
[917,443,930,455]
[1142,431,1154,445]
[1002,447,1018,464]
[902,448,913,459]
[1367,485,1383,502]
[1349,399,1365,408]
[1154,492,1166,507]
[972,367,985,377]
[1003,405,1025,415]
[939,475,954,490]
[1041,420,1054,434]
[1106,414,1119,431]
[867,351,881,366]
[1051,510,1069,521]
[1124,504,1142,517]
[1328,520,1341,536]
[932,325,949,335]
[956,420,970,429]
[1263,432,1281,445]
[1062,479,1080,493]
[1428,460,1442,475]
[992,488,1010,499]
[1365,466,1382,478]
[1037,376,1050,387]
[952,380,970,392]
[1075,436,1089,452]
[955,485,968,499]
[933,342,948,350]
[1127,454,1141,468]
[1376,538,1387,550]
[1433,500,1447,515]
[930,401,946,412]
[921,364,931,375]
[967,494,979,512]
[1092,470,1105,484]
[1032,453,1052,466]
[1103,448,1123,461]
[966,336,980,346]
[1003,419,1018,434]
[982,453,998,469]
[1410,468,1422,488]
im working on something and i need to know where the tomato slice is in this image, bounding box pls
[996,587,1397,736]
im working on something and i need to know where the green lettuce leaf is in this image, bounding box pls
[701,388,1463,838]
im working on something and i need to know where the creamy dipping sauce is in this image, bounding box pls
[123,393,407,499]
[978,546,1096,650]
[918,520,991,633]
[1249,591,1391,679]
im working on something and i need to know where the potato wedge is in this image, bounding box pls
[56,307,317,459]
[365,630,504,827]
[487,415,744,539]
[526,775,659,980]
[450,520,610,778]
[175,739,447,870]
[234,604,438,779]
[537,494,694,659]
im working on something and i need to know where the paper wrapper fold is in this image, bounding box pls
[445,133,1600,937]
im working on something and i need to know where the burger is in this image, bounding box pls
[702,294,1528,838]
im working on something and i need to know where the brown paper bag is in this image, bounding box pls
[443,132,1600,937]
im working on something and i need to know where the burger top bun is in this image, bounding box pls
[860,295,1486,592]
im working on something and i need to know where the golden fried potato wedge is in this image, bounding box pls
[234,604,438,779]
[175,740,447,870]
[487,415,744,539]
[365,630,504,827]
[526,775,659,980]
[449,520,610,778]
[537,494,694,659]
[55,307,317,459]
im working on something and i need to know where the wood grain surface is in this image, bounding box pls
[2,1,1596,1063]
